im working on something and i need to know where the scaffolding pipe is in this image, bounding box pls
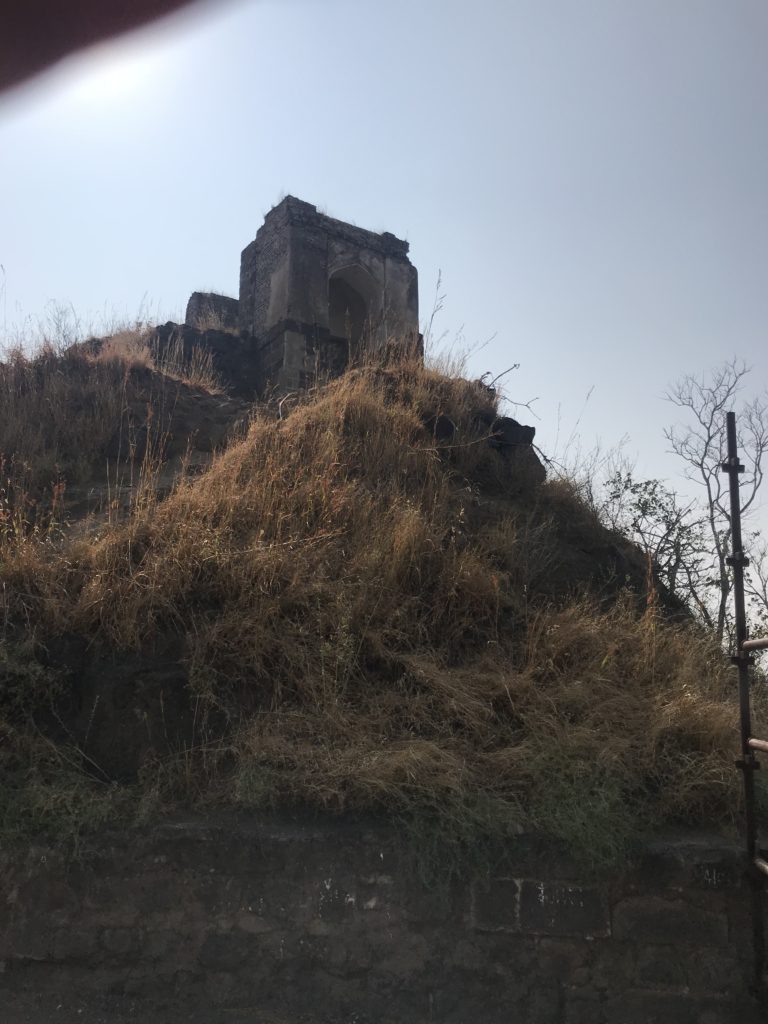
[722,409,766,996]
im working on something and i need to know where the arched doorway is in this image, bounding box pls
[329,276,367,343]
[328,265,381,348]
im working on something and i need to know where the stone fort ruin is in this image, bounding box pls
[184,196,419,393]
[157,198,537,465]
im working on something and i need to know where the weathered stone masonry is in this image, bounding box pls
[185,197,419,393]
[184,292,239,332]
[1,816,764,1022]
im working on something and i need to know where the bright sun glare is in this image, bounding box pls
[57,40,163,105]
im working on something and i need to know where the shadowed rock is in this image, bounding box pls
[489,416,536,448]
[423,414,457,442]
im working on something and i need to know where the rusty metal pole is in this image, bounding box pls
[722,410,766,996]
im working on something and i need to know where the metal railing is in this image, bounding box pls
[722,410,768,995]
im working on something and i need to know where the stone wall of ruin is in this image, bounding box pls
[1,815,763,1022]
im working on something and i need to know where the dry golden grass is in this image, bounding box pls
[0,348,754,864]
[0,327,224,515]
[90,329,155,370]
[188,305,240,336]
[150,327,223,393]
[0,341,128,495]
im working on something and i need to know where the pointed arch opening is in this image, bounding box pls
[328,264,382,348]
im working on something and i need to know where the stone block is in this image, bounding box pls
[689,860,740,891]
[685,947,750,996]
[203,969,240,1006]
[481,932,537,978]
[527,983,562,1021]
[143,929,176,960]
[612,896,727,946]
[695,1000,765,1024]
[2,921,53,961]
[565,990,605,1024]
[533,936,591,977]
[315,879,357,922]
[120,967,172,997]
[604,992,763,1024]
[52,928,96,961]
[235,911,273,935]
[635,944,686,988]
[116,873,189,916]
[197,875,241,915]
[8,876,79,917]
[197,931,260,970]
[587,939,636,991]
[101,927,142,958]
[726,894,765,954]
[375,932,430,977]
[520,880,609,937]
[446,937,486,971]
[401,882,463,924]
[472,877,520,932]
[603,991,699,1023]
[635,835,742,892]
[426,967,526,1023]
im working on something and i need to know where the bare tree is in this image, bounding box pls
[745,535,768,640]
[603,472,711,616]
[665,360,768,642]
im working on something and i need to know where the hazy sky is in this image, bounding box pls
[1,0,766,507]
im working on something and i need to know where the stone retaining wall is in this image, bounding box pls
[0,815,764,1022]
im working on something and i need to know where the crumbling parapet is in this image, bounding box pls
[185,291,240,332]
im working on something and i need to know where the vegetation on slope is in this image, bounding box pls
[0,336,757,868]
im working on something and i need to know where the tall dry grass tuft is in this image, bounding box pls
[90,329,154,370]
[0,323,227,516]
[0,341,128,496]
[150,328,223,393]
[0,348,753,864]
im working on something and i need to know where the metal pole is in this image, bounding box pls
[722,410,766,995]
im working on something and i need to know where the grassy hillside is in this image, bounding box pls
[0,334,755,868]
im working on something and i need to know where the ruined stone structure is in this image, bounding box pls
[184,291,239,332]
[185,197,419,392]
[1,816,764,1022]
